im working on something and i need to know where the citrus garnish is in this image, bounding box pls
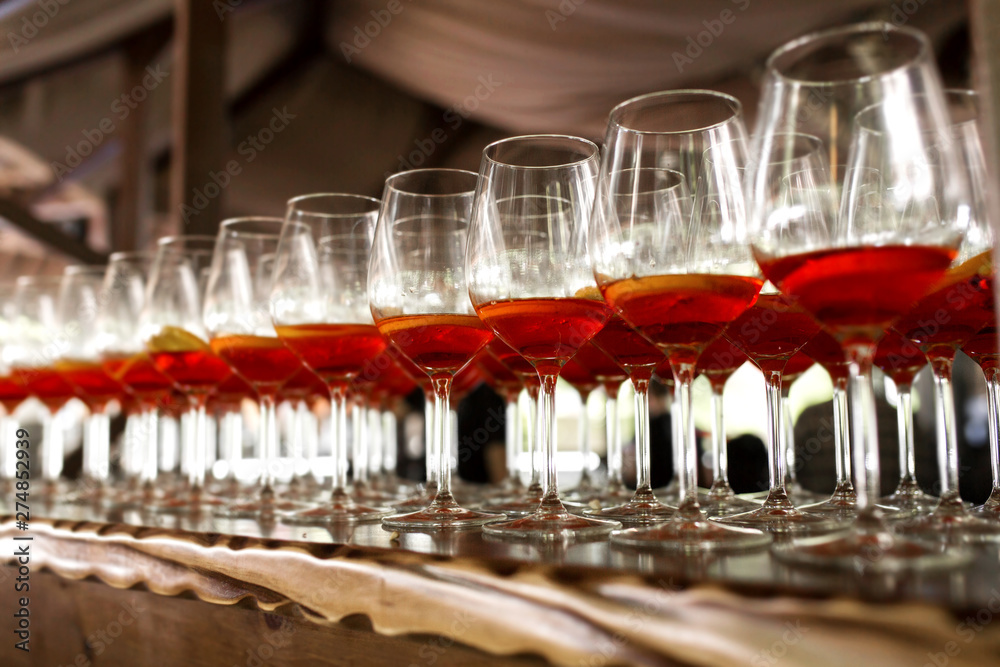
[146,325,210,353]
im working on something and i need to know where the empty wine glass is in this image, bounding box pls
[468,134,621,541]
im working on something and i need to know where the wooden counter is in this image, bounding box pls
[3,504,1000,666]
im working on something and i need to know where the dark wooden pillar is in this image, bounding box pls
[169,0,227,237]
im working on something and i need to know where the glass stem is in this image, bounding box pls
[381,408,397,478]
[577,389,592,488]
[330,384,349,499]
[525,380,541,493]
[368,406,382,479]
[672,364,700,514]
[931,357,963,510]
[431,376,455,506]
[221,409,242,477]
[538,372,561,510]
[423,391,437,493]
[352,400,368,486]
[762,371,791,508]
[189,398,208,494]
[139,406,159,493]
[983,368,1000,500]
[709,383,732,497]
[832,378,852,492]
[847,344,880,516]
[505,395,520,482]
[896,383,918,487]
[782,389,797,487]
[42,407,64,484]
[288,400,306,482]
[632,376,654,502]
[259,394,278,502]
[605,384,622,489]
[84,410,110,485]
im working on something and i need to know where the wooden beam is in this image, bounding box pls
[113,21,173,252]
[0,200,108,264]
[169,0,227,237]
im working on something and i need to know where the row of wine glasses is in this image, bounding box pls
[0,22,997,573]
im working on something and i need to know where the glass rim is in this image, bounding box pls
[383,168,478,197]
[482,134,599,169]
[157,234,216,248]
[15,274,62,287]
[63,264,108,277]
[607,167,689,196]
[755,132,826,163]
[286,192,381,218]
[109,250,156,263]
[219,216,285,239]
[765,22,931,88]
[607,89,742,136]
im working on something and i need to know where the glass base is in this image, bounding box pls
[215,495,310,519]
[481,484,544,518]
[483,496,620,541]
[281,490,390,524]
[611,506,771,553]
[144,488,227,514]
[352,480,403,504]
[893,496,1000,543]
[583,488,674,525]
[880,479,940,514]
[972,491,1000,520]
[699,494,761,518]
[714,490,847,535]
[772,525,971,572]
[382,496,504,531]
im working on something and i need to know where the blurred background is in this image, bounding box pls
[0,0,989,499]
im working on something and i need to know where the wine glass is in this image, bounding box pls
[872,329,938,513]
[797,328,856,513]
[368,168,503,530]
[891,89,999,541]
[695,332,759,516]
[56,265,126,504]
[271,193,391,524]
[142,235,231,513]
[8,276,77,497]
[584,167,681,525]
[204,216,308,519]
[468,134,621,541]
[97,251,165,506]
[0,284,26,499]
[748,23,972,570]
[715,279,842,534]
[589,90,770,552]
